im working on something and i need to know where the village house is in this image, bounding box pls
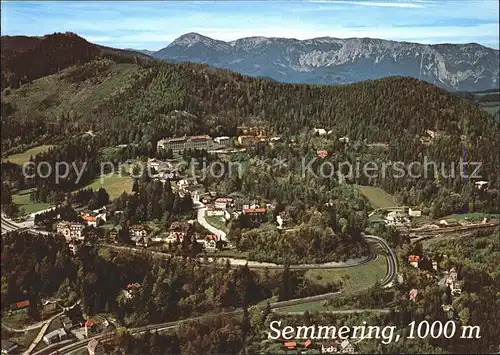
[321,339,357,354]
[43,328,67,345]
[317,150,328,158]
[338,136,350,144]
[474,180,489,189]
[87,339,105,355]
[108,225,122,243]
[408,255,420,268]
[444,267,462,296]
[202,196,213,204]
[313,128,327,136]
[169,221,192,233]
[85,316,109,337]
[59,315,73,330]
[242,207,267,215]
[129,225,149,239]
[237,135,267,146]
[56,221,85,242]
[214,136,230,144]
[408,208,422,217]
[122,283,142,299]
[165,232,185,244]
[129,225,150,247]
[207,206,225,216]
[203,235,218,252]
[81,214,98,227]
[9,300,30,313]
[384,211,409,225]
[426,130,442,140]
[409,288,418,302]
[214,197,234,209]
[442,304,455,319]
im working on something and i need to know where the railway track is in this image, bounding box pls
[2,211,397,355]
[408,222,499,237]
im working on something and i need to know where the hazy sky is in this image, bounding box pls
[2,0,499,50]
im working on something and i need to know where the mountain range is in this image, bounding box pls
[150,32,499,91]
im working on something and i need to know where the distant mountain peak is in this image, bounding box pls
[154,33,499,91]
[169,32,227,48]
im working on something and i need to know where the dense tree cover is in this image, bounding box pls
[231,209,368,264]
[1,232,77,320]
[111,178,194,225]
[3,55,499,216]
[0,182,19,216]
[1,32,151,89]
[108,279,499,355]
[107,315,245,355]
[1,231,338,326]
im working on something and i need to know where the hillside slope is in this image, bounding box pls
[154,33,500,91]
[1,32,152,89]
[2,47,499,186]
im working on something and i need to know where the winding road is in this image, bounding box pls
[2,207,398,355]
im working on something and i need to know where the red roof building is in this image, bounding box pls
[243,208,267,214]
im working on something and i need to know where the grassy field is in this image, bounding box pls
[205,214,229,233]
[80,174,133,200]
[12,174,132,214]
[278,254,388,313]
[4,328,39,351]
[275,299,330,313]
[3,145,55,165]
[4,62,140,122]
[305,254,388,292]
[357,185,398,209]
[12,190,51,215]
[440,212,500,221]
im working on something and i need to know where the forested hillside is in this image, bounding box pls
[0,32,151,89]
[3,52,499,188]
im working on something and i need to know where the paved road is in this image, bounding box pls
[275,308,391,315]
[24,310,64,355]
[23,301,80,355]
[4,205,398,355]
[102,242,375,270]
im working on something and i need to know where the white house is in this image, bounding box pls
[474,180,488,189]
[214,136,230,144]
[43,328,67,345]
[214,200,227,210]
[313,128,327,136]
[206,208,225,217]
[56,221,85,242]
[408,208,422,217]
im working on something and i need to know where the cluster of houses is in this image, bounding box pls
[108,220,224,252]
[56,221,85,254]
[147,158,179,181]
[80,208,107,227]
[442,266,462,296]
[42,312,76,345]
[383,208,422,226]
[312,128,350,144]
[319,339,358,354]
[408,255,463,297]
